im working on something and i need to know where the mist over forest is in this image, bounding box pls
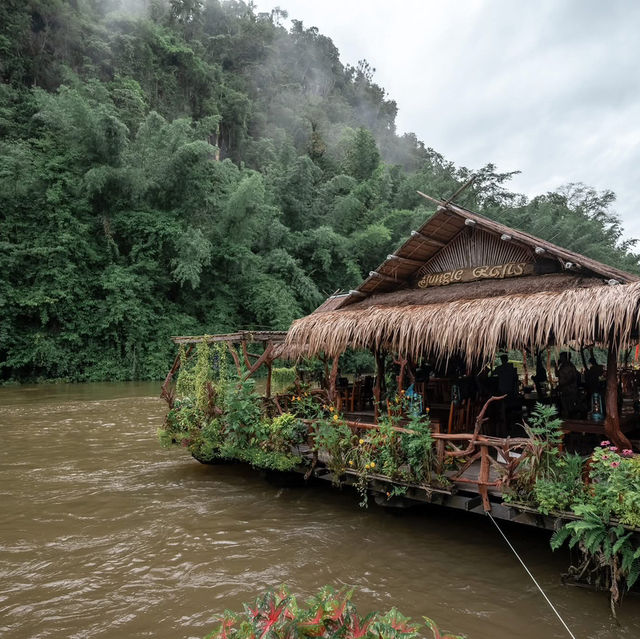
[1,0,638,383]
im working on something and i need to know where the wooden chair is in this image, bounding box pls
[447,398,471,434]
[337,385,351,413]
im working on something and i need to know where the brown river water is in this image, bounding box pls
[2,382,640,639]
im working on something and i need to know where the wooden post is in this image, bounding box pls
[374,350,385,423]
[328,356,339,403]
[406,355,416,384]
[241,340,251,368]
[479,445,491,512]
[320,355,330,391]
[394,355,407,394]
[265,360,272,399]
[521,349,529,387]
[604,342,632,450]
[226,343,243,376]
[160,345,193,406]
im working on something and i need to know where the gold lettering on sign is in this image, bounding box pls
[417,262,533,288]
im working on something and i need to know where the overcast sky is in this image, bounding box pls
[254,0,640,241]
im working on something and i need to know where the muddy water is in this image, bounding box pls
[1,383,639,639]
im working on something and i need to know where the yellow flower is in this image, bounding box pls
[329,406,335,412]
[370,462,376,469]
[333,414,339,421]
[348,460,354,466]
[358,438,364,445]
[365,463,370,469]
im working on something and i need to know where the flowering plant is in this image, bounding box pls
[205,585,465,639]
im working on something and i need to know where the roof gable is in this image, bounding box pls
[331,203,638,310]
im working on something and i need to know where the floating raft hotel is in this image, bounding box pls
[163,198,640,528]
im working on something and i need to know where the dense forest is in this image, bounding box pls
[1,0,638,383]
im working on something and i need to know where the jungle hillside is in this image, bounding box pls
[1,0,639,383]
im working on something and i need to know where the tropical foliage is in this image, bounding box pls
[1,0,638,383]
[503,405,640,610]
[159,341,307,470]
[160,343,444,501]
[205,584,465,639]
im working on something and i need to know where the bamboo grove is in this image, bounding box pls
[1,0,639,383]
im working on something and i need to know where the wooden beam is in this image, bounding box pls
[368,270,398,283]
[417,190,446,207]
[386,254,424,269]
[227,343,243,376]
[172,331,288,345]
[410,230,445,248]
[241,340,251,368]
[443,175,478,206]
[243,343,275,380]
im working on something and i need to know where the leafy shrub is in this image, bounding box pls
[313,413,355,482]
[271,367,297,393]
[161,343,306,471]
[205,585,465,639]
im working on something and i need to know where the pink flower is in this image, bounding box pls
[622,449,634,457]
[600,440,610,446]
[602,455,610,460]
[610,446,619,452]
[611,461,620,468]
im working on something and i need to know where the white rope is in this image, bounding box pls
[487,512,577,639]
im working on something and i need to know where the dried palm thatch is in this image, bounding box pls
[284,282,640,363]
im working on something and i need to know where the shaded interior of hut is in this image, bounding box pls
[318,346,640,452]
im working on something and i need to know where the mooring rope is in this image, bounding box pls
[486,512,577,639]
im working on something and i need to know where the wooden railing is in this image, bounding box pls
[291,394,533,512]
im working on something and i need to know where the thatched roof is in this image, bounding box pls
[285,204,640,362]
[286,282,640,362]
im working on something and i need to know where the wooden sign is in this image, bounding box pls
[416,262,534,288]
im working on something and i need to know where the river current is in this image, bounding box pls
[1,382,639,638]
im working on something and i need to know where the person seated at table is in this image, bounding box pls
[495,354,519,398]
[584,357,604,401]
[532,351,548,398]
[415,361,432,383]
[493,354,519,436]
[556,352,579,418]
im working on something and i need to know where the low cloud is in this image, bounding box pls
[255,0,640,240]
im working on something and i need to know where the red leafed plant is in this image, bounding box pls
[205,585,465,639]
